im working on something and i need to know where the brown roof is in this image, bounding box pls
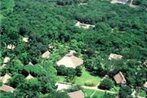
[56,51,83,68]
[118,0,128,2]
[0,85,15,92]
[56,83,72,91]
[26,74,34,80]
[41,51,50,59]
[68,90,84,98]
[48,44,53,49]
[108,53,123,60]
[28,62,33,66]
[22,37,29,43]
[75,21,95,29]
[7,44,15,50]
[3,57,10,64]
[111,0,128,4]
[78,3,88,6]
[113,72,126,84]
[143,60,147,67]
[0,74,11,84]
[143,82,147,88]
[1,64,7,68]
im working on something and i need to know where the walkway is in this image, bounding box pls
[82,86,117,94]
[56,82,117,94]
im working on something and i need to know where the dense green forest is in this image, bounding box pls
[0,0,147,98]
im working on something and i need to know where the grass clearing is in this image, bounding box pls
[84,89,105,98]
[83,89,94,97]
[75,68,101,86]
[57,68,102,86]
[83,89,117,98]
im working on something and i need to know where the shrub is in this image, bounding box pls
[98,78,114,90]
[56,66,78,77]
[19,26,27,36]
[75,66,82,76]
[119,85,132,98]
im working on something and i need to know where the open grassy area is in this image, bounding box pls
[57,68,102,86]
[83,89,116,98]
[75,68,101,86]
[84,89,94,97]
[84,89,105,98]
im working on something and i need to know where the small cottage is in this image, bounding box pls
[68,90,84,98]
[7,44,15,50]
[41,51,50,59]
[108,53,123,60]
[56,50,83,68]
[113,71,126,84]
[111,0,128,4]
[0,74,11,84]
[75,21,95,29]
[3,57,10,64]
[0,85,15,92]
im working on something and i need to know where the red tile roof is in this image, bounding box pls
[68,90,84,98]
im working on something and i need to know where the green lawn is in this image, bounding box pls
[84,89,94,97]
[83,89,117,98]
[84,89,104,98]
[75,68,101,86]
[57,68,120,95]
[57,68,102,86]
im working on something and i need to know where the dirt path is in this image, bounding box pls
[82,86,117,94]
[82,76,117,94]
[90,90,97,98]
[57,81,117,94]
